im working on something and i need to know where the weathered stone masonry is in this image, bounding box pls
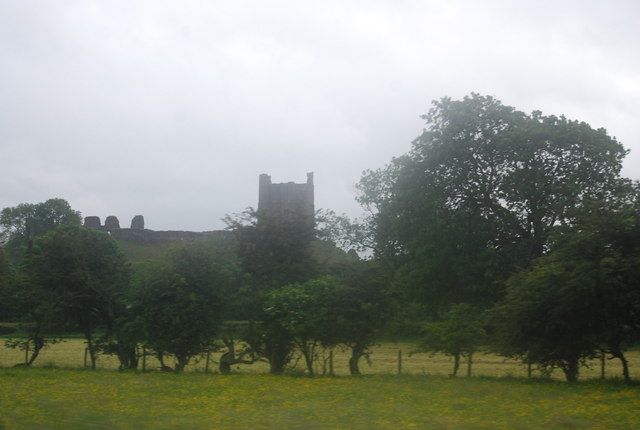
[258,172,314,220]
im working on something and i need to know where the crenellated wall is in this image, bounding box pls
[83,214,229,244]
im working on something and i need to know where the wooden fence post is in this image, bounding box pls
[205,350,211,373]
[142,347,147,371]
[24,342,29,365]
[397,349,402,375]
[600,353,606,380]
[84,348,88,368]
[329,350,334,376]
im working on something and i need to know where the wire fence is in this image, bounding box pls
[1,338,638,380]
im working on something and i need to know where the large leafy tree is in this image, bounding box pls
[26,226,130,369]
[358,94,629,313]
[132,238,241,371]
[2,242,65,366]
[259,263,392,376]
[0,199,83,362]
[489,205,640,382]
[329,262,393,375]
[134,276,221,372]
[224,208,317,290]
[490,258,600,382]
[223,208,319,373]
[262,277,340,375]
[1,199,81,256]
[417,303,486,377]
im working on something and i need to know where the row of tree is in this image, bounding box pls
[2,94,639,382]
[0,200,390,374]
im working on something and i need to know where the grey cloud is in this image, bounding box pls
[1,0,639,230]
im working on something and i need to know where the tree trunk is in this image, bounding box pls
[84,330,97,370]
[349,343,366,375]
[266,337,291,374]
[219,351,233,374]
[303,353,314,375]
[349,355,360,375]
[610,347,630,382]
[219,338,255,374]
[158,352,174,372]
[563,357,579,383]
[219,339,236,374]
[269,357,286,374]
[466,352,473,377]
[26,334,45,366]
[300,342,316,376]
[452,353,460,377]
[174,355,189,372]
[116,345,138,370]
[269,347,288,374]
[619,354,630,382]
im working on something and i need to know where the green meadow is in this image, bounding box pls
[1,368,639,429]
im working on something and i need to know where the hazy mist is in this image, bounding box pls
[2,1,639,231]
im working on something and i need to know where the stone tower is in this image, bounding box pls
[258,172,314,221]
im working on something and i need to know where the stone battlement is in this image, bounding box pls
[83,215,145,231]
[83,214,229,244]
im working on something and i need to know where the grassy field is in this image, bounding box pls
[1,368,639,429]
[1,339,639,380]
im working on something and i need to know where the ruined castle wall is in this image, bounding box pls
[130,215,144,230]
[108,228,230,244]
[84,172,314,245]
[104,216,120,229]
[84,215,230,245]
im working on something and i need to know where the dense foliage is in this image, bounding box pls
[358,94,630,314]
[417,303,485,377]
[25,226,130,368]
[131,239,241,371]
[0,198,81,256]
[0,249,16,322]
[358,94,639,380]
[489,207,640,381]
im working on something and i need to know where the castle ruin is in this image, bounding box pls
[82,213,225,244]
[83,173,314,243]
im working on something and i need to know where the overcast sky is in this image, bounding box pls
[2,1,639,231]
